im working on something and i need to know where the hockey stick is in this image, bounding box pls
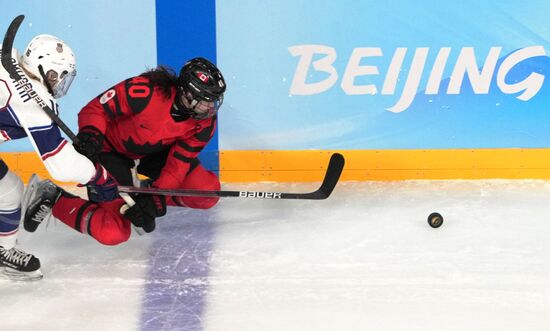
[1,14,79,143]
[118,153,345,200]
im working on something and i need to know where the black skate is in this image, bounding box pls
[0,246,43,281]
[22,174,62,233]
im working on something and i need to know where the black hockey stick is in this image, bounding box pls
[1,15,79,143]
[118,153,345,200]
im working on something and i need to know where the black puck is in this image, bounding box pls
[427,212,444,228]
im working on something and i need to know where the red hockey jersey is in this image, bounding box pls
[78,75,216,189]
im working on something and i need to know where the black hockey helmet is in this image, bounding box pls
[173,57,226,120]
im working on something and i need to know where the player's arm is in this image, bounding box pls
[75,76,155,162]
[24,121,96,183]
[153,117,217,189]
[24,121,118,201]
[6,90,97,184]
[14,96,119,200]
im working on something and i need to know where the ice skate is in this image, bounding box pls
[21,174,41,218]
[22,175,62,233]
[0,246,43,281]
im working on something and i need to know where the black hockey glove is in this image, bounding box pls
[124,194,166,233]
[74,126,105,164]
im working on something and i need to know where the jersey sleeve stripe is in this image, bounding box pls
[173,151,194,163]
[0,129,10,141]
[28,122,67,159]
[101,101,115,119]
[112,95,123,116]
[6,106,21,126]
[1,107,26,139]
[29,123,55,132]
[176,140,203,152]
[41,139,68,160]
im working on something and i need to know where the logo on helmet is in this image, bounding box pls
[56,43,63,53]
[196,72,209,83]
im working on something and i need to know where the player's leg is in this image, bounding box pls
[137,151,220,209]
[170,163,220,209]
[51,196,132,245]
[0,159,42,281]
[0,160,22,248]
[23,179,132,245]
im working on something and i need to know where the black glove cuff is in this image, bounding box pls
[79,126,105,141]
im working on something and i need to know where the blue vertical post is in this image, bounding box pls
[155,0,219,171]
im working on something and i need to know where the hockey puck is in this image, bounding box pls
[427,212,443,228]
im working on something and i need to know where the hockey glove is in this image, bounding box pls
[74,126,105,164]
[123,194,166,233]
[84,164,119,202]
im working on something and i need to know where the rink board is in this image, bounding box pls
[5,148,550,183]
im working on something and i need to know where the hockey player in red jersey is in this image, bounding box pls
[0,35,118,280]
[23,57,226,245]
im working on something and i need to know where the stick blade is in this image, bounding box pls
[286,152,345,200]
[315,153,345,199]
[2,15,25,74]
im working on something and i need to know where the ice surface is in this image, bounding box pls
[2,180,550,331]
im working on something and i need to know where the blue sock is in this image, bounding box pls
[0,207,21,236]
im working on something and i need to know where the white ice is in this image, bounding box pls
[2,180,550,331]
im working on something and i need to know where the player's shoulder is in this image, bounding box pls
[122,74,175,93]
[119,74,174,113]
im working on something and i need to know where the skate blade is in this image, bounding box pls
[1,266,43,281]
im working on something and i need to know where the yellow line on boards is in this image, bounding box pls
[4,148,550,184]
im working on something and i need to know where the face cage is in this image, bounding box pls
[190,96,223,120]
[51,70,76,99]
[180,89,223,120]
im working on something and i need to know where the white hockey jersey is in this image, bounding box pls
[0,48,96,184]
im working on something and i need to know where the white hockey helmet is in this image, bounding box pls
[20,34,76,99]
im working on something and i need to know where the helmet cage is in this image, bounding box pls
[176,57,226,120]
[39,65,76,99]
[178,88,223,120]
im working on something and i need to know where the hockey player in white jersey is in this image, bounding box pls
[0,34,118,281]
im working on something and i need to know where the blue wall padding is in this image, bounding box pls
[155,0,219,171]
